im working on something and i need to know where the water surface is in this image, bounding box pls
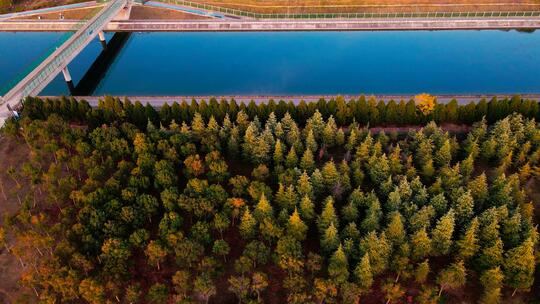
[1,30,540,95]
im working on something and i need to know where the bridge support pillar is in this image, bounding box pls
[98,31,107,49]
[62,67,75,94]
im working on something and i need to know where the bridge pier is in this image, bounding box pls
[98,31,107,49]
[62,67,75,94]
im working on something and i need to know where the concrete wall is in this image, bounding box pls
[1,18,540,32]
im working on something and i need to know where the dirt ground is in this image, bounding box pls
[4,0,87,14]
[11,6,100,20]
[0,135,35,303]
[190,0,540,13]
[129,5,212,20]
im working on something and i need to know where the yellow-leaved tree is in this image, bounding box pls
[415,93,436,116]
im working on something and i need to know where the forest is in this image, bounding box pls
[0,95,539,304]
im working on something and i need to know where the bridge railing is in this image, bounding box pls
[157,0,540,19]
[2,0,126,103]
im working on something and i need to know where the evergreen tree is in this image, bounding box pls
[354,253,374,291]
[321,223,340,255]
[287,209,308,241]
[504,237,536,296]
[431,210,455,256]
[411,228,432,261]
[456,217,480,261]
[300,148,315,173]
[328,245,349,284]
[479,267,504,304]
[436,260,467,297]
[239,208,257,240]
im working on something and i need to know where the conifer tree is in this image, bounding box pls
[321,223,340,255]
[436,260,467,297]
[456,217,480,261]
[239,208,257,240]
[300,148,315,173]
[354,253,374,291]
[274,139,284,165]
[411,228,432,261]
[431,210,455,256]
[328,245,349,284]
[254,193,273,222]
[287,209,308,241]
[415,259,430,284]
[285,147,298,169]
[317,196,338,233]
[504,237,536,296]
[296,172,313,199]
[479,267,504,304]
[299,195,315,223]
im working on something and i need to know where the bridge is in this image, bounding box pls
[0,0,129,126]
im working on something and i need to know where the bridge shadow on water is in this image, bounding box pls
[71,32,132,96]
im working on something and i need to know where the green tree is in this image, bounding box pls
[479,267,504,304]
[504,237,536,296]
[287,208,308,241]
[354,253,373,291]
[239,208,257,240]
[300,148,315,173]
[437,260,467,297]
[415,260,430,284]
[328,245,349,284]
[411,228,432,262]
[431,210,455,256]
[212,239,230,262]
[321,223,340,255]
[145,240,168,271]
[194,274,216,304]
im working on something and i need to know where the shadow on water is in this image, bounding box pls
[72,32,132,96]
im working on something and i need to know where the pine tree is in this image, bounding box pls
[453,190,475,227]
[321,223,340,255]
[299,195,315,223]
[415,259,430,284]
[274,139,285,165]
[434,139,452,168]
[296,172,313,199]
[300,149,315,173]
[254,193,273,222]
[385,212,406,247]
[504,237,536,296]
[456,217,480,261]
[437,261,467,298]
[322,161,340,191]
[479,267,504,304]
[411,228,432,261]
[431,210,455,256]
[328,245,349,284]
[306,129,318,154]
[285,147,298,169]
[287,209,308,241]
[359,232,391,275]
[354,253,374,291]
[239,208,257,240]
[317,197,338,233]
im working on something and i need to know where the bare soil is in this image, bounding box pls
[0,135,36,303]
[191,0,540,13]
[129,5,212,20]
[5,0,87,14]
[10,6,100,20]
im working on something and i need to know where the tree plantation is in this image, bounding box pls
[0,96,539,303]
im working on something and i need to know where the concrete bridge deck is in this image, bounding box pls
[44,94,540,106]
[1,17,540,31]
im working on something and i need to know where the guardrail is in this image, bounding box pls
[158,0,540,19]
[1,0,126,102]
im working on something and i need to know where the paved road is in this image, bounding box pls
[41,94,540,107]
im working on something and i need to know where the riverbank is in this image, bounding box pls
[39,94,540,106]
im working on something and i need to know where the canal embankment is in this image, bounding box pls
[1,17,540,32]
[40,94,540,106]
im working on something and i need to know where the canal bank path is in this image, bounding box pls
[40,94,540,107]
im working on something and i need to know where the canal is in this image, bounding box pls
[1,30,540,96]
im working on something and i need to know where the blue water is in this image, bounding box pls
[1,30,540,95]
